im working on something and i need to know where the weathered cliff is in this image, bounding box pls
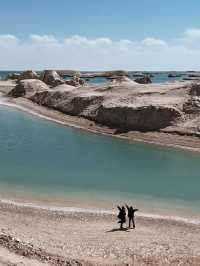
[8,79,49,98]
[8,78,200,133]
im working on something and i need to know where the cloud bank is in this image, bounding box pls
[1,29,200,70]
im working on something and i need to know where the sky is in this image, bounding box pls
[1,0,200,70]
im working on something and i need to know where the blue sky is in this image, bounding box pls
[1,0,200,70]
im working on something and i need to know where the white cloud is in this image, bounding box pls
[0,34,18,45]
[184,28,200,40]
[118,39,133,45]
[30,34,58,44]
[64,35,112,48]
[142,37,167,48]
[1,29,200,70]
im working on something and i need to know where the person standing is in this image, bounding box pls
[117,206,126,230]
[126,204,138,228]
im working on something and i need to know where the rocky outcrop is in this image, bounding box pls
[9,76,200,133]
[95,103,181,131]
[30,85,75,108]
[104,70,128,77]
[182,83,200,114]
[6,73,21,80]
[190,83,200,96]
[183,74,200,81]
[8,79,49,98]
[29,82,188,132]
[188,74,200,78]
[133,72,145,78]
[18,70,38,80]
[110,76,137,85]
[31,89,103,118]
[183,97,200,114]
[65,76,85,86]
[134,76,152,84]
[58,95,103,117]
[57,70,81,77]
[168,73,181,78]
[69,70,129,78]
[41,70,65,87]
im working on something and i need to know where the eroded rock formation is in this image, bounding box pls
[28,82,189,131]
[18,70,39,80]
[8,79,49,98]
[95,103,181,131]
[65,76,85,86]
[8,77,200,133]
[110,76,137,85]
[41,70,65,87]
[134,75,152,84]
[6,73,21,80]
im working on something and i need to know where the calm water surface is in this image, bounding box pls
[0,106,200,214]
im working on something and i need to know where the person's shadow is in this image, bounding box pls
[106,228,129,233]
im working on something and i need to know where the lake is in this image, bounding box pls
[0,105,200,217]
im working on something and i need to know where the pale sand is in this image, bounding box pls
[0,201,199,265]
[0,247,49,266]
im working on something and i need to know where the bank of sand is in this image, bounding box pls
[0,200,199,265]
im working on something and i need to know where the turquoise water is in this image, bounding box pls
[0,106,200,214]
[66,72,185,84]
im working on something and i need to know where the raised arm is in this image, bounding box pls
[125,204,129,210]
[117,206,122,211]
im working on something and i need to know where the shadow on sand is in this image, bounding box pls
[106,228,130,233]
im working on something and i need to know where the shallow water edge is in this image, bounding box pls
[0,97,200,223]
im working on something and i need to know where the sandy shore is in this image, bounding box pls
[0,201,199,265]
[0,247,49,266]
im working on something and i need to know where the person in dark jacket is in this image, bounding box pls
[126,204,138,228]
[117,206,126,230]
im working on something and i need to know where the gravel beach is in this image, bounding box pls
[0,200,199,265]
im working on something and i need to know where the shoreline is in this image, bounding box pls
[0,199,199,265]
[0,197,200,226]
[1,95,200,154]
